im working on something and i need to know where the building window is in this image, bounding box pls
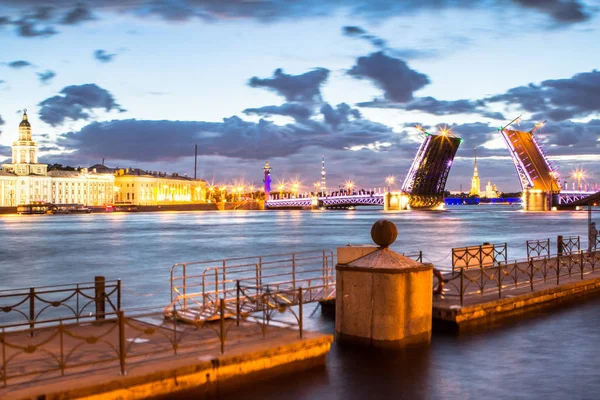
[127,193,130,200]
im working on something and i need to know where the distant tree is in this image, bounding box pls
[48,163,76,171]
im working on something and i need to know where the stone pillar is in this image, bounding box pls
[336,220,433,347]
[523,189,552,211]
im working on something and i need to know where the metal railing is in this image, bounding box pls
[436,250,600,306]
[527,238,551,259]
[0,287,303,387]
[451,243,507,272]
[559,235,580,254]
[167,250,334,321]
[0,278,121,330]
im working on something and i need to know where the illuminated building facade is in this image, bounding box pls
[468,150,499,198]
[114,169,206,205]
[0,111,115,206]
[0,111,206,207]
[469,149,481,196]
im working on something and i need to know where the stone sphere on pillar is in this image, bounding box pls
[370,220,398,248]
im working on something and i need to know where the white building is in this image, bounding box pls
[0,111,115,207]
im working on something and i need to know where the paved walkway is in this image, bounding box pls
[0,313,325,398]
[434,251,600,308]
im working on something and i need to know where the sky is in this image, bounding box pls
[0,0,599,193]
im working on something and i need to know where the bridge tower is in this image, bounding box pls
[401,127,462,209]
[499,119,559,211]
[320,155,327,196]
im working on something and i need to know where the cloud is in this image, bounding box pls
[93,49,117,63]
[14,18,57,37]
[38,84,125,126]
[248,68,330,102]
[0,145,11,156]
[0,114,4,135]
[358,96,505,120]
[7,60,32,69]
[486,69,600,121]
[61,5,95,25]
[56,110,399,163]
[37,70,56,84]
[0,0,591,39]
[348,51,429,103]
[341,25,434,60]
[243,103,313,120]
[321,103,361,129]
[513,0,589,23]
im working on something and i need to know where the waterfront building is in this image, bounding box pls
[0,111,114,206]
[0,111,206,207]
[114,168,206,205]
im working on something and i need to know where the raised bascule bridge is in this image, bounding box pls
[265,127,462,210]
[499,117,599,211]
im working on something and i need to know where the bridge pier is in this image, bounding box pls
[311,196,321,210]
[384,192,409,211]
[523,189,552,211]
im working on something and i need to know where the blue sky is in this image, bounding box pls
[0,0,599,192]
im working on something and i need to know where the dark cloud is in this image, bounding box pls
[248,68,330,103]
[56,111,397,163]
[513,0,589,23]
[37,70,56,84]
[93,49,117,63]
[0,114,4,136]
[0,0,590,39]
[358,96,505,120]
[321,103,361,129]
[14,18,57,37]
[531,119,600,153]
[0,16,10,25]
[341,25,434,59]
[7,60,32,69]
[61,5,95,25]
[38,84,125,126]
[342,26,367,36]
[486,69,600,121]
[348,51,429,103]
[243,103,313,120]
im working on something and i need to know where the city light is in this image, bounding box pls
[572,169,586,190]
[345,180,355,192]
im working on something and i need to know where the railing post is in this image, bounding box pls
[220,298,225,354]
[59,321,65,376]
[530,259,534,291]
[557,255,560,285]
[580,250,584,280]
[76,283,80,322]
[183,264,187,311]
[298,288,303,339]
[29,287,35,334]
[1,327,7,387]
[292,253,297,291]
[236,280,240,327]
[173,305,178,355]
[557,235,564,256]
[460,268,464,307]
[95,276,106,320]
[118,310,126,376]
[117,279,121,312]
[498,264,502,299]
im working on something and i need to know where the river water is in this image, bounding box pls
[1,206,598,399]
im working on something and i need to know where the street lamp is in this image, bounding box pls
[345,180,355,195]
[572,169,585,191]
[385,175,395,193]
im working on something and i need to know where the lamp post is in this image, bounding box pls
[573,170,585,191]
[345,180,355,195]
[385,176,395,193]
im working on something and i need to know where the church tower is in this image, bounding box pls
[2,110,48,176]
[469,149,480,196]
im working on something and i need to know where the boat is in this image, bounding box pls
[17,202,53,215]
[52,204,92,214]
[113,202,138,212]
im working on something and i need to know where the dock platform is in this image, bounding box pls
[0,313,332,400]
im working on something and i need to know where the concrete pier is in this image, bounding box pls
[0,317,332,400]
[335,220,433,347]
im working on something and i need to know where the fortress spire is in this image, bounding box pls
[469,148,481,196]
